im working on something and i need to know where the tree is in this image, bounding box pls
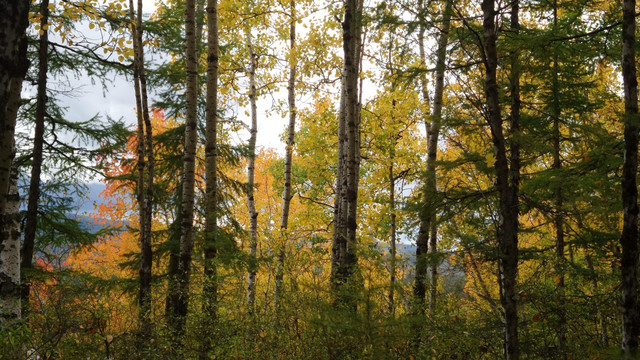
[274,0,297,311]
[550,0,566,350]
[16,0,132,326]
[128,0,154,346]
[170,0,199,337]
[480,0,521,358]
[245,27,259,316]
[0,0,29,218]
[0,168,19,327]
[331,0,363,306]
[200,0,219,355]
[620,0,639,354]
[21,0,51,315]
[413,0,452,314]
[0,0,29,328]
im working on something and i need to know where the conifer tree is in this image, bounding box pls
[413,0,452,314]
[620,0,639,353]
[480,0,521,357]
[128,0,154,348]
[22,0,51,314]
[550,0,566,349]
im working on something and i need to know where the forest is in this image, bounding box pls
[1,0,640,358]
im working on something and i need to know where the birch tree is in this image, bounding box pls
[330,0,362,306]
[245,28,259,315]
[0,0,29,329]
[200,0,219,356]
[169,0,199,336]
[0,168,19,328]
[274,0,296,311]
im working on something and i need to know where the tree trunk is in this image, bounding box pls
[129,0,154,346]
[137,0,154,339]
[481,0,520,358]
[330,0,361,306]
[274,0,296,310]
[551,0,566,352]
[164,213,180,320]
[166,0,207,328]
[0,3,29,325]
[414,0,452,313]
[427,0,451,314]
[0,0,29,220]
[199,0,219,356]
[388,162,396,317]
[413,0,430,306]
[245,29,259,316]
[620,0,640,354]
[427,221,437,312]
[170,0,199,336]
[0,167,20,327]
[21,0,50,315]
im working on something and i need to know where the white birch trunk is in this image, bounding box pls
[0,168,20,327]
[245,29,259,315]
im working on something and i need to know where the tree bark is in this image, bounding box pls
[414,0,452,313]
[0,0,29,220]
[388,162,396,317]
[200,0,218,356]
[275,0,296,310]
[170,0,199,336]
[137,0,154,340]
[551,0,566,352]
[414,0,431,308]
[0,167,20,328]
[166,0,207,327]
[427,0,451,314]
[164,213,180,321]
[620,0,640,354]
[21,0,50,314]
[330,0,361,306]
[129,0,154,345]
[508,4,522,357]
[0,3,29,325]
[481,0,520,358]
[245,29,259,316]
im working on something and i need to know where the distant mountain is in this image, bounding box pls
[18,179,107,215]
[75,182,107,214]
[375,242,466,295]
